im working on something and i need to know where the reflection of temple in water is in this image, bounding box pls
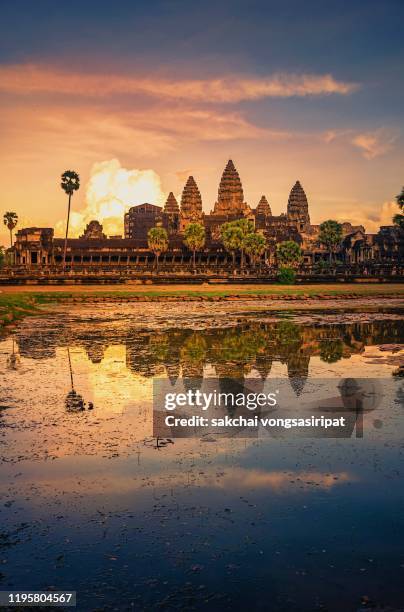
[14,319,404,396]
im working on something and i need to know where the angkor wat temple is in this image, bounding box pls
[10,159,403,277]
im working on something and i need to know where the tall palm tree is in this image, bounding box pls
[3,212,18,249]
[243,232,266,268]
[61,170,80,271]
[147,226,168,271]
[220,222,243,268]
[233,218,254,268]
[183,222,205,270]
[65,346,85,411]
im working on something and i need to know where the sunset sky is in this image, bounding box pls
[1,0,403,244]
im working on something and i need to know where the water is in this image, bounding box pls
[0,303,403,611]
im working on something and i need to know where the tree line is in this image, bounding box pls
[1,169,403,272]
[148,217,346,280]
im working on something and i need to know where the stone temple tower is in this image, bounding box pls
[213,160,251,216]
[180,176,203,232]
[164,192,179,215]
[287,181,310,231]
[256,195,272,217]
[164,192,180,233]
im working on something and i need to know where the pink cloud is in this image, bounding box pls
[0,64,358,102]
[352,128,398,159]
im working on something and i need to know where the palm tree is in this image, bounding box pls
[65,347,85,411]
[220,222,244,268]
[276,240,302,268]
[393,186,404,229]
[232,218,254,268]
[183,223,205,270]
[243,232,266,268]
[318,220,343,264]
[3,212,18,249]
[61,170,80,271]
[148,226,168,271]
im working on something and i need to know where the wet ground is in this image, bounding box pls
[0,302,404,611]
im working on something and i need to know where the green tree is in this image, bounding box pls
[233,218,254,267]
[183,222,205,270]
[220,222,244,267]
[318,219,343,263]
[3,212,18,249]
[0,245,5,267]
[393,186,404,229]
[277,266,296,284]
[276,240,302,268]
[61,170,80,270]
[243,232,266,267]
[147,226,168,271]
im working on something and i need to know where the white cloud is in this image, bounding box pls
[55,159,166,237]
[335,200,398,232]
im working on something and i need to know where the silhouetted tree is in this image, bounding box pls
[393,186,404,229]
[3,212,18,249]
[60,170,80,271]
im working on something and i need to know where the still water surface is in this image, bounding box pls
[0,304,403,611]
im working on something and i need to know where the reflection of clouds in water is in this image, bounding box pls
[210,468,353,491]
[6,463,353,499]
[0,311,402,464]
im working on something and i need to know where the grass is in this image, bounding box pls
[1,284,403,329]
[0,294,42,327]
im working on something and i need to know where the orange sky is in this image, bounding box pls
[0,58,402,244]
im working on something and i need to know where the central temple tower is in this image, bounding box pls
[287,181,310,231]
[212,160,251,216]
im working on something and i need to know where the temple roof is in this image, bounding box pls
[287,180,310,223]
[256,195,272,216]
[80,220,107,240]
[180,176,202,214]
[164,192,179,214]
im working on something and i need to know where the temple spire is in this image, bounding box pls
[180,176,203,231]
[164,192,179,214]
[213,159,251,216]
[287,180,310,228]
[256,195,272,217]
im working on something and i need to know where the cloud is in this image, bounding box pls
[352,128,398,159]
[366,200,399,230]
[212,468,352,491]
[334,200,398,232]
[0,64,358,102]
[55,159,166,237]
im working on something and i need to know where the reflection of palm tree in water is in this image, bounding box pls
[144,436,174,450]
[181,334,206,392]
[319,338,344,363]
[7,337,21,370]
[65,347,93,412]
